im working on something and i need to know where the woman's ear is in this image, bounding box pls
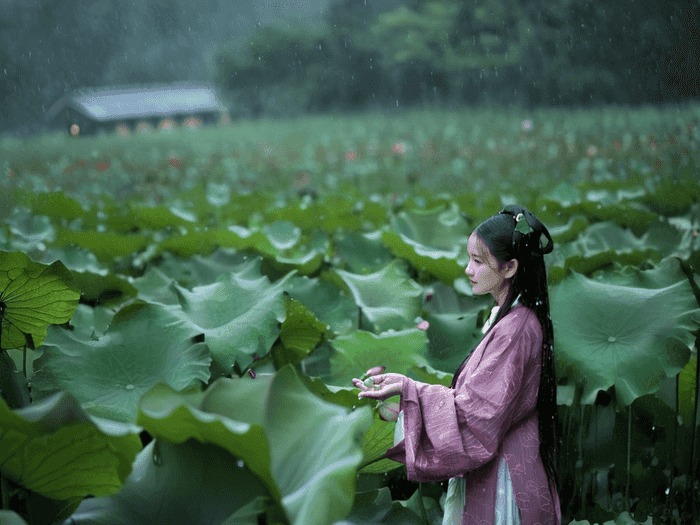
[504,258,518,279]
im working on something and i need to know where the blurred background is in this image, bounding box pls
[2,0,699,137]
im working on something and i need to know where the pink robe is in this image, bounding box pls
[383,304,562,525]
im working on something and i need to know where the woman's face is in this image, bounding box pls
[465,232,517,305]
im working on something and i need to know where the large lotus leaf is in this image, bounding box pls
[391,201,469,250]
[356,407,403,475]
[332,260,423,332]
[267,246,326,276]
[0,391,141,500]
[382,203,469,284]
[55,227,151,262]
[263,365,373,525]
[154,226,276,258]
[130,266,181,305]
[548,214,590,244]
[273,296,331,368]
[679,355,699,427]
[579,195,658,232]
[32,302,211,422]
[129,204,197,230]
[164,257,297,372]
[286,274,359,336]
[329,328,428,386]
[65,438,270,525]
[550,271,699,406]
[0,251,80,350]
[10,190,86,222]
[139,365,373,525]
[537,180,582,210]
[636,158,700,215]
[153,248,251,288]
[423,309,484,374]
[4,207,55,253]
[39,247,137,307]
[261,220,302,250]
[546,222,662,284]
[333,229,394,274]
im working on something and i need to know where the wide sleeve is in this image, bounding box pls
[383,312,541,482]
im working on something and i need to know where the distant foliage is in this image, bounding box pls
[214,0,698,117]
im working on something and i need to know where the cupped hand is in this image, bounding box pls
[352,371,407,401]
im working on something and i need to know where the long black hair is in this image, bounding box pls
[450,204,560,502]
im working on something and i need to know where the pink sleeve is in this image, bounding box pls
[383,312,541,482]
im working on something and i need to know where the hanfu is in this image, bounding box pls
[383,303,562,525]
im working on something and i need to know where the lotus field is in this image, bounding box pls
[1,103,700,525]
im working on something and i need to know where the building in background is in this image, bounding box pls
[46,83,230,137]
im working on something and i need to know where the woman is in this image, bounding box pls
[352,205,561,525]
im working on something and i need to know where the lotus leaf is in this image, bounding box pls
[0,250,80,350]
[0,391,141,500]
[164,257,297,371]
[333,259,423,332]
[32,302,211,422]
[550,270,699,406]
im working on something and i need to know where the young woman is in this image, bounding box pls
[352,205,561,525]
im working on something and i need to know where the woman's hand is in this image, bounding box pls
[352,369,407,401]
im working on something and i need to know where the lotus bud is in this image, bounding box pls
[363,377,374,387]
[248,369,256,379]
[377,401,400,422]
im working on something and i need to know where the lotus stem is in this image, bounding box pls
[626,404,631,512]
[22,344,27,379]
[1,472,9,511]
[418,482,428,524]
[691,330,700,525]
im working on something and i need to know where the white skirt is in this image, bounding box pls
[394,411,522,525]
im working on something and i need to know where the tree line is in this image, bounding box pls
[216,0,700,119]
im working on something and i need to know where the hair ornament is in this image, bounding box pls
[514,213,533,235]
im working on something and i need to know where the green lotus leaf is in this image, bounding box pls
[130,204,197,230]
[548,214,590,245]
[357,407,404,475]
[32,302,211,422]
[66,438,270,525]
[286,274,359,336]
[0,250,80,350]
[636,158,700,215]
[679,355,698,427]
[546,221,662,284]
[261,220,302,250]
[342,486,394,524]
[55,227,151,263]
[579,198,657,232]
[155,227,276,258]
[4,207,56,253]
[273,296,330,368]
[131,265,181,304]
[165,257,297,372]
[332,260,423,332]
[381,202,469,284]
[39,246,137,307]
[154,248,251,289]
[538,181,582,209]
[0,391,141,500]
[333,229,394,274]
[10,189,86,222]
[550,270,699,406]
[264,365,373,525]
[269,248,325,276]
[409,362,454,387]
[139,365,373,525]
[329,328,428,387]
